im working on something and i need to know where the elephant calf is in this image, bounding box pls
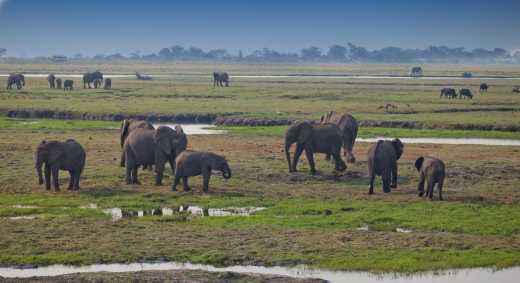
[173,151,231,192]
[104,78,112,90]
[64,80,74,91]
[35,139,86,191]
[56,78,62,89]
[415,156,445,200]
[367,139,404,194]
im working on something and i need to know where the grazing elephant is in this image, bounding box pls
[83,71,103,88]
[47,74,56,88]
[320,111,358,163]
[56,78,62,89]
[63,80,74,91]
[123,125,187,185]
[6,73,25,90]
[104,78,112,89]
[35,139,86,191]
[119,119,155,168]
[415,156,445,201]
[459,88,473,99]
[479,83,488,92]
[172,151,231,192]
[440,88,457,99]
[367,139,404,194]
[285,121,347,175]
[213,72,229,87]
[513,87,520,94]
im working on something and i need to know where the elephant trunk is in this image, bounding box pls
[285,139,293,172]
[35,154,44,185]
[222,163,232,179]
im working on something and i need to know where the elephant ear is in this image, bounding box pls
[154,126,175,155]
[392,139,404,160]
[414,156,424,172]
[297,122,313,144]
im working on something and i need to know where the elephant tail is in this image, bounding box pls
[370,140,383,176]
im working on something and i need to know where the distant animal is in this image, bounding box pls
[35,139,86,191]
[123,125,187,185]
[56,78,62,89]
[93,79,102,89]
[285,121,347,174]
[136,72,152,80]
[378,103,398,111]
[63,80,74,91]
[367,139,404,194]
[173,151,232,192]
[6,73,25,90]
[440,88,457,99]
[512,87,520,93]
[119,119,155,169]
[103,78,112,89]
[320,111,358,163]
[462,72,473,78]
[410,66,423,77]
[83,71,103,88]
[479,83,488,92]
[415,156,446,201]
[213,72,229,87]
[458,88,473,99]
[47,74,56,88]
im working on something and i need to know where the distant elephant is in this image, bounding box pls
[123,125,187,185]
[440,88,457,99]
[56,78,62,89]
[119,119,155,168]
[136,72,152,80]
[285,121,347,174]
[173,151,231,192]
[459,88,473,99]
[6,73,25,90]
[83,71,103,88]
[47,74,56,88]
[93,79,102,89]
[320,111,358,163]
[213,72,229,87]
[35,139,86,191]
[415,156,445,201]
[63,80,74,91]
[513,87,520,93]
[479,83,488,92]
[104,78,112,89]
[367,139,404,194]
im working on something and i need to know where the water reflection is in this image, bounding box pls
[153,124,226,135]
[102,206,265,221]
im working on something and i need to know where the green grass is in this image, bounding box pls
[0,117,118,129]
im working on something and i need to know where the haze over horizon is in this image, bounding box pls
[1,0,519,57]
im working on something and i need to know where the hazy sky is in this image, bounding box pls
[1,0,519,57]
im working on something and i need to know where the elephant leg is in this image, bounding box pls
[154,163,165,186]
[390,163,398,189]
[368,161,375,195]
[346,140,356,163]
[438,179,444,201]
[44,164,51,190]
[182,176,191,192]
[67,170,74,190]
[120,151,126,167]
[169,156,176,176]
[291,144,305,172]
[331,148,346,172]
[304,147,316,175]
[51,166,60,191]
[172,174,181,191]
[132,166,140,185]
[427,181,435,200]
[382,172,391,193]
[202,167,211,192]
[73,170,81,190]
[417,174,425,197]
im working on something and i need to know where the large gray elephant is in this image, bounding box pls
[6,73,25,90]
[119,119,155,168]
[415,156,445,201]
[173,151,231,192]
[440,88,457,99]
[123,125,187,185]
[56,78,62,89]
[320,111,358,163]
[47,74,56,88]
[367,139,404,194]
[213,72,229,87]
[285,121,347,175]
[35,139,86,191]
[458,88,473,99]
[63,80,74,91]
[83,71,103,88]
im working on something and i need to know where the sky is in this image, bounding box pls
[0,0,519,57]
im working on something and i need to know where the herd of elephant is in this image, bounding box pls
[439,83,488,99]
[5,72,112,90]
[34,111,446,201]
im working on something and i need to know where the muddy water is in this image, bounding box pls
[153,124,226,135]
[102,206,265,221]
[357,137,520,146]
[0,262,519,282]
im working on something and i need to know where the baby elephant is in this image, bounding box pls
[63,80,74,91]
[367,139,404,194]
[173,151,231,192]
[415,156,445,200]
[35,139,86,191]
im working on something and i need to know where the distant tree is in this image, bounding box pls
[327,45,348,61]
[206,49,228,60]
[187,47,205,58]
[347,43,369,61]
[238,50,243,60]
[0,48,6,57]
[301,46,322,60]
[93,54,105,60]
[130,50,141,59]
[105,53,125,60]
[159,48,173,58]
[73,53,85,60]
[170,45,185,58]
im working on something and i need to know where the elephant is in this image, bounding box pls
[93,79,102,89]
[513,87,520,94]
[136,72,152,80]
[123,125,187,185]
[83,71,103,88]
[104,78,112,89]
[285,121,347,175]
[440,88,457,99]
[172,151,231,192]
[458,88,473,99]
[367,139,404,194]
[213,72,229,87]
[56,78,62,89]
[35,139,86,191]
[47,74,56,88]
[63,80,74,91]
[415,156,445,201]
[320,111,358,163]
[479,83,488,92]
[119,119,155,169]
[6,73,25,90]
